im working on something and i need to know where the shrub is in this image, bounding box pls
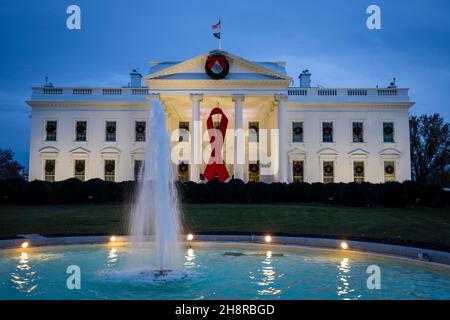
[342,183,364,207]
[321,183,343,205]
[267,183,288,202]
[84,179,108,203]
[243,182,268,204]
[377,182,406,207]
[107,181,124,202]
[420,184,442,207]
[0,178,26,204]
[287,182,312,203]
[403,181,423,206]
[22,180,52,205]
[52,178,85,203]
[227,179,245,203]
[311,183,324,203]
[361,182,378,207]
[183,182,209,203]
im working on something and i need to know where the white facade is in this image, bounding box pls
[26,50,413,183]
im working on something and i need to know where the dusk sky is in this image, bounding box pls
[1,0,450,166]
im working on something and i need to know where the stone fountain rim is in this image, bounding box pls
[1,234,450,267]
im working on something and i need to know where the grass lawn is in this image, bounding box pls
[0,204,449,249]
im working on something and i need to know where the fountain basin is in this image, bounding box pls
[1,240,449,300]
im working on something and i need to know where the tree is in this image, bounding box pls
[0,148,27,180]
[410,114,450,184]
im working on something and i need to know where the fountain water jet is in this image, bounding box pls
[129,99,182,273]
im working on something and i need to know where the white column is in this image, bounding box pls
[275,94,288,183]
[190,93,203,182]
[232,94,245,181]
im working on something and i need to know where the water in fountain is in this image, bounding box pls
[129,99,183,274]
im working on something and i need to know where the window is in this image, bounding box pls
[322,122,333,143]
[135,121,146,142]
[248,162,260,182]
[134,160,143,181]
[75,121,87,141]
[179,122,189,142]
[292,122,303,143]
[44,159,55,182]
[292,161,304,182]
[383,122,394,143]
[323,161,334,184]
[105,121,117,142]
[45,121,57,141]
[249,122,259,143]
[384,161,396,182]
[104,160,115,182]
[353,161,364,183]
[352,122,364,143]
[177,161,189,182]
[74,160,86,181]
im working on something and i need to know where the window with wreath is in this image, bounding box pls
[292,160,304,183]
[44,159,56,182]
[74,160,86,181]
[248,161,260,182]
[179,122,189,142]
[323,161,334,184]
[105,121,117,142]
[249,122,259,143]
[75,121,87,141]
[177,161,189,182]
[322,122,333,143]
[384,161,396,182]
[383,122,394,143]
[45,121,57,141]
[104,160,116,182]
[353,161,364,183]
[292,122,303,143]
[352,122,364,143]
[135,121,146,142]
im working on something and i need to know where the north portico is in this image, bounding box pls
[27,49,414,183]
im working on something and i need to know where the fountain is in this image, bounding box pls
[129,99,183,276]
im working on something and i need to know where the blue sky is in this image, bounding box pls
[1,0,450,166]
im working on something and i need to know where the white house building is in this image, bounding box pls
[26,50,413,183]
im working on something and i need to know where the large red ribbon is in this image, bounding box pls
[203,107,229,182]
[206,55,228,70]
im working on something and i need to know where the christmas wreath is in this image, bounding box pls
[179,163,188,173]
[294,164,302,173]
[76,123,86,134]
[324,164,333,174]
[384,126,394,135]
[136,124,145,134]
[353,126,362,136]
[385,165,395,174]
[249,164,259,173]
[355,165,364,174]
[106,125,116,134]
[75,162,85,172]
[105,163,115,172]
[205,52,229,80]
[45,162,54,172]
[294,126,303,135]
[323,126,333,135]
[46,123,56,133]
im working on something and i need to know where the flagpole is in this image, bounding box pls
[219,17,222,50]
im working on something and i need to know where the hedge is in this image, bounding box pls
[0,178,448,208]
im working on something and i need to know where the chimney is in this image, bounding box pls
[299,69,311,88]
[387,77,397,88]
[129,69,142,88]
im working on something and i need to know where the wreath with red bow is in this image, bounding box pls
[75,162,85,173]
[179,163,188,173]
[323,126,333,135]
[205,52,230,80]
[355,165,364,174]
[105,163,115,172]
[385,165,395,174]
[324,165,333,174]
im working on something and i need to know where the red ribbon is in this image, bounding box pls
[206,55,228,70]
[203,107,229,182]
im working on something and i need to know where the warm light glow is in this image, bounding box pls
[265,235,272,243]
[187,234,194,241]
[110,236,116,243]
[340,242,349,250]
[21,242,29,249]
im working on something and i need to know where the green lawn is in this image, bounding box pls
[0,204,449,248]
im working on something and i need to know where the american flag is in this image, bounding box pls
[212,18,221,30]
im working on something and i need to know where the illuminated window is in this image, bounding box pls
[178,161,189,182]
[352,122,364,143]
[179,122,189,142]
[292,122,303,143]
[135,121,146,142]
[323,161,334,184]
[44,159,55,182]
[104,160,115,182]
[292,161,304,182]
[75,121,87,141]
[74,160,86,181]
[248,162,260,182]
[45,121,57,141]
[384,161,396,182]
[249,122,259,142]
[383,122,394,143]
[353,161,364,183]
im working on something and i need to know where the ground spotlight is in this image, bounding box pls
[21,241,29,249]
[110,236,117,243]
[265,235,272,243]
[187,234,194,241]
[340,241,349,250]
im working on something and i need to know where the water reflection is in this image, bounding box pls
[251,251,282,296]
[10,251,38,293]
[107,248,118,267]
[184,248,196,268]
[336,257,360,300]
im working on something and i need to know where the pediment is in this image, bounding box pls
[287,147,307,155]
[317,147,339,155]
[146,50,292,82]
[69,147,91,154]
[131,147,146,155]
[39,146,60,154]
[100,146,122,155]
[348,148,370,156]
[379,148,401,156]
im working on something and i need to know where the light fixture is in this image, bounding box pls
[187,234,194,241]
[340,241,349,250]
[21,242,29,249]
[265,235,272,243]
[110,236,117,243]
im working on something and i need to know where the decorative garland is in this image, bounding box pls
[205,53,230,80]
[385,165,395,174]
